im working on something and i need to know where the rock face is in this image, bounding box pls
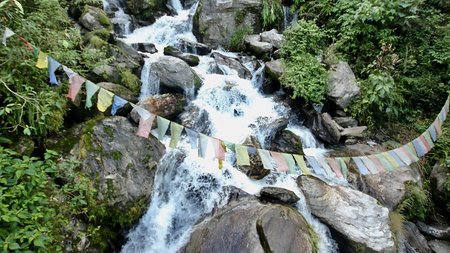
[239,136,270,180]
[430,163,449,208]
[179,105,211,134]
[244,34,273,58]
[364,167,418,210]
[403,221,432,253]
[302,110,341,144]
[127,0,165,23]
[327,62,360,109]
[164,46,200,66]
[417,221,450,240]
[264,59,282,94]
[297,175,395,252]
[131,42,158,54]
[270,129,304,155]
[79,6,111,31]
[71,117,165,212]
[259,187,300,205]
[180,199,315,253]
[130,93,187,122]
[260,29,284,49]
[150,55,202,94]
[212,52,252,79]
[428,240,450,253]
[194,0,263,48]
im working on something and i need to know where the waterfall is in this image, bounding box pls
[102,0,133,36]
[282,5,298,30]
[120,1,340,252]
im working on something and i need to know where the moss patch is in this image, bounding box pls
[119,68,141,94]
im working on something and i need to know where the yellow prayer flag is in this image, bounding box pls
[97,88,114,112]
[35,51,48,69]
[293,154,310,175]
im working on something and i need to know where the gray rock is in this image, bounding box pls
[163,46,200,66]
[297,175,395,252]
[270,129,304,155]
[92,65,121,83]
[341,126,367,138]
[334,116,358,128]
[71,117,165,211]
[150,55,202,94]
[259,187,300,205]
[403,221,432,253]
[364,167,418,210]
[265,59,283,79]
[108,43,143,71]
[179,104,211,135]
[130,93,187,123]
[244,34,273,56]
[79,6,111,31]
[316,113,341,144]
[238,136,270,180]
[131,42,158,54]
[97,82,138,103]
[327,62,360,109]
[263,59,283,94]
[417,222,450,240]
[194,0,263,48]
[428,240,450,253]
[180,199,315,253]
[430,163,448,205]
[114,40,144,66]
[212,52,252,79]
[179,38,212,55]
[260,29,284,49]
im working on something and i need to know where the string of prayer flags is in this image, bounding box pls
[136,114,155,138]
[235,144,250,166]
[326,158,343,178]
[67,74,86,102]
[258,149,274,170]
[270,151,288,173]
[352,157,371,175]
[282,153,297,174]
[48,57,61,85]
[35,50,48,68]
[212,138,226,161]
[2,27,15,46]
[85,81,100,109]
[157,116,170,140]
[423,131,435,149]
[111,96,128,115]
[198,134,209,158]
[185,128,199,149]
[97,88,114,112]
[169,123,184,148]
[293,155,310,175]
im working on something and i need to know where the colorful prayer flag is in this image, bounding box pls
[428,125,438,142]
[85,81,100,109]
[235,144,250,166]
[336,157,349,178]
[316,157,334,176]
[423,131,435,149]
[2,27,15,46]
[111,96,128,115]
[387,150,406,167]
[352,157,370,175]
[48,56,61,85]
[270,151,289,173]
[156,116,170,140]
[258,149,274,170]
[224,141,235,153]
[305,156,323,175]
[375,153,394,171]
[97,88,114,112]
[326,158,343,178]
[367,155,385,173]
[136,114,155,138]
[282,153,297,174]
[211,138,226,160]
[67,75,86,102]
[169,123,184,149]
[406,143,420,162]
[63,65,77,79]
[35,50,48,68]
[198,134,209,158]
[185,128,199,149]
[434,118,443,137]
[293,155,310,175]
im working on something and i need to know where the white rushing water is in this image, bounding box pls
[117,1,340,252]
[102,0,133,35]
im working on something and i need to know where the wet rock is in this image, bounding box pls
[130,93,187,122]
[307,111,341,145]
[180,199,315,253]
[91,65,121,83]
[179,38,212,55]
[334,116,358,128]
[79,6,111,31]
[327,62,360,109]
[417,222,450,240]
[150,55,202,94]
[297,175,395,252]
[194,0,263,48]
[428,240,450,253]
[341,126,367,138]
[212,52,252,79]
[263,59,282,94]
[403,221,432,253]
[271,129,304,155]
[107,43,143,72]
[131,42,158,54]
[164,46,200,66]
[238,136,270,180]
[127,0,165,23]
[265,117,289,142]
[179,104,211,135]
[97,82,138,103]
[364,167,418,210]
[244,34,273,58]
[260,29,284,49]
[259,187,300,205]
[430,162,448,209]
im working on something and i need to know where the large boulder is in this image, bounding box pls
[263,59,283,94]
[259,187,300,205]
[270,129,304,155]
[126,0,165,23]
[260,29,284,49]
[194,0,263,48]
[428,240,450,253]
[131,42,158,54]
[417,222,450,240]
[79,6,112,31]
[180,199,315,253]
[150,55,202,94]
[302,109,341,145]
[430,162,449,209]
[244,34,273,58]
[130,93,187,122]
[327,62,360,109]
[164,46,200,66]
[297,175,395,252]
[212,52,252,79]
[178,38,212,55]
[179,104,211,135]
[238,136,270,180]
[403,221,432,253]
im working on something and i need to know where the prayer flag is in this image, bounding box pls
[258,149,274,170]
[224,141,235,152]
[360,156,379,174]
[445,97,450,114]
[375,153,394,171]
[434,118,443,137]
[211,138,226,160]
[368,155,386,173]
[352,157,370,175]
[35,50,48,68]
[316,157,334,176]
[17,36,33,51]
[157,116,170,140]
[270,151,289,173]
[85,81,100,109]
[336,157,348,178]
[132,105,151,121]
[406,143,420,162]
[136,114,155,138]
[384,151,403,168]
[185,128,199,149]
[63,65,77,79]
[48,56,61,85]
[428,125,438,142]
[198,134,209,158]
[293,154,310,175]
[236,144,250,166]
[305,156,323,175]
[97,88,114,112]
[67,75,86,102]
[282,153,297,174]
[326,158,343,178]
[169,122,184,148]
[423,131,435,149]
[2,27,15,46]
[111,96,128,115]
[394,147,413,165]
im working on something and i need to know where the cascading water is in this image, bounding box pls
[121,1,340,252]
[282,5,298,31]
[102,0,133,36]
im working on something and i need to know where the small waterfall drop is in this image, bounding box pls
[282,5,298,30]
[139,58,160,99]
[102,0,133,36]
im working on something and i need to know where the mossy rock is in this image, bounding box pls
[119,68,141,94]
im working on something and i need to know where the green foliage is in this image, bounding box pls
[389,211,405,245]
[398,182,431,221]
[229,26,252,51]
[120,68,141,94]
[262,0,283,28]
[281,19,326,57]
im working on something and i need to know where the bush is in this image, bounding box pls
[229,26,252,51]
[261,0,283,28]
[281,19,326,57]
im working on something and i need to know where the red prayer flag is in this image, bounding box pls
[419,135,431,152]
[326,158,343,178]
[67,75,86,102]
[212,138,226,161]
[368,155,385,173]
[270,151,289,172]
[136,114,155,138]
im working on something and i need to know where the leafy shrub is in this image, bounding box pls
[229,26,252,51]
[398,182,431,221]
[261,0,283,28]
[281,19,326,57]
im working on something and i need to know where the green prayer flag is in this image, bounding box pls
[282,153,297,174]
[169,122,184,148]
[336,157,348,178]
[382,152,401,168]
[157,116,170,140]
[375,154,394,171]
[224,141,236,152]
[258,149,274,170]
[235,144,250,166]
